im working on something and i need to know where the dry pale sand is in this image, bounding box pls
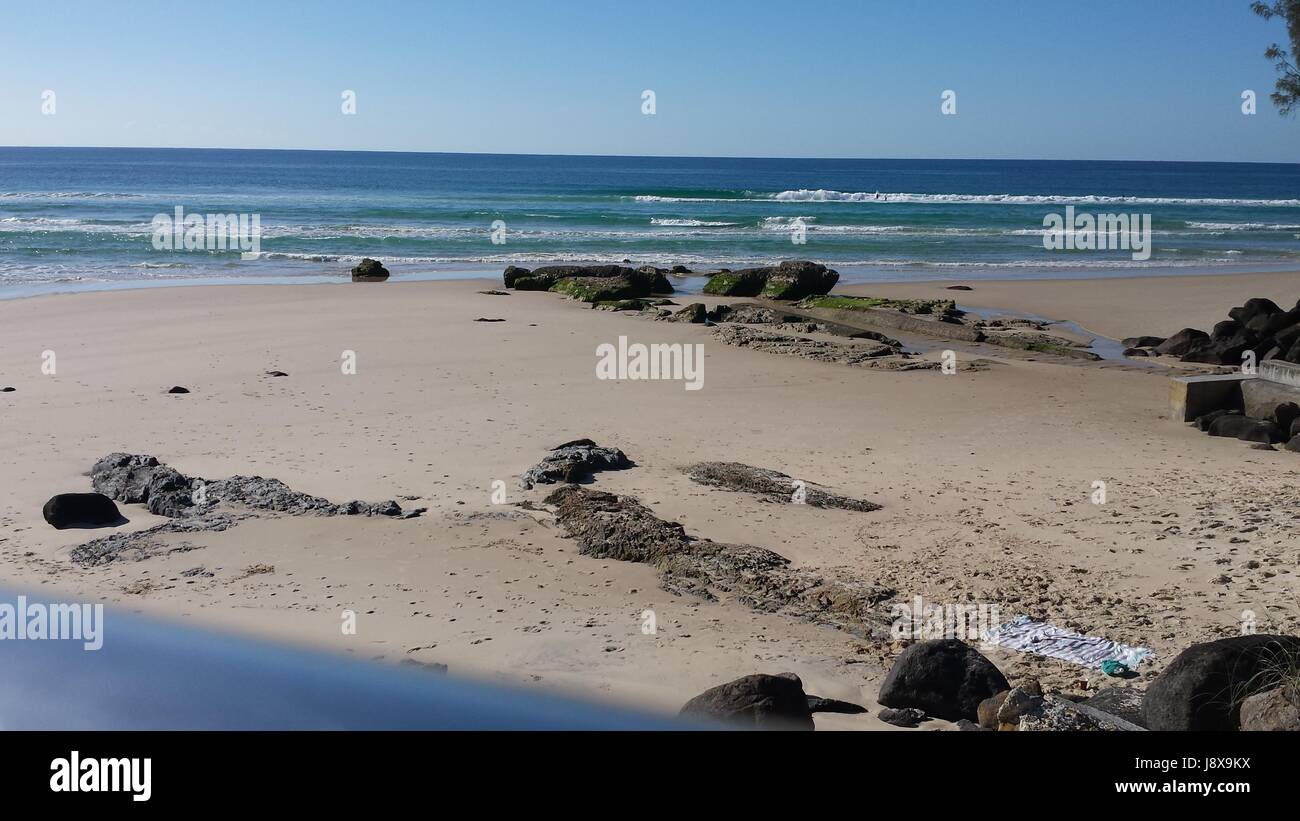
[841,270,1300,340]
[1,273,1297,728]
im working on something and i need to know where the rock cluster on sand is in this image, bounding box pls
[518,439,631,489]
[69,453,409,566]
[544,483,895,636]
[877,639,1010,721]
[502,264,673,302]
[351,258,390,282]
[683,461,881,511]
[711,324,939,370]
[701,260,840,300]
[1132,297,1300,364]
[1191,404,1300,451]
[41,492,124,529]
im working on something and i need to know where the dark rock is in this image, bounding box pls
[473,317,506,322]
[1122,336,1165,348]
[478,289,509,296]
[265,370,288,377]
[1251,443,1276,450]
[672,303,708,323]
[684,461,880,511]
[945,285,974,291]
[877,707,927,727]
[1207,414,1283,444]
[1123,348,1149,357]
[1082,687,1148,728]
[1143,634,1300,730]
[42,493,123,529]
[504,264,672,296]
[91,453,195,517]
[1239,686,1300,731]
[1194,408,1239,432]
[1154,328,1209,356]
[877,639,1010,721]
[350,258,390,282]
[1,386,14,392]
[69,512,243,567]
[679,672,813,730]
[167,386,190,394]
[670,265,691,274]
[1211,319,1244,341]
[806,695,867,714]
[1273,402,1300,431]
[702,260,838,300]
[1228,297,1282,325]
[91,452,402,519]
[1293,418,1300,439]
[518,439,630,489]
[1285,434,1300,453]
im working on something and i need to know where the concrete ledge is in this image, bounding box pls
[1260,359,1300,389]
[1169,373,1251,423]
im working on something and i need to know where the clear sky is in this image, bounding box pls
[2,0,1297,162]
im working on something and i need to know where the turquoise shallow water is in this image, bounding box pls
[3,147,1299,297]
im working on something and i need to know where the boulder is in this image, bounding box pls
[1238,686,1300,731]
[1154,328,1209,356]
[1143,634,1300,730]
[679,672,814,730]
[1273,402,1300,432]
[350,258,390,282]
[877,639,1010,721]
[1193,408,1239,432]
[672,303,708,323]
[996,686,1044,729]
[1285,434,1300,453]
[1207,414,1283,444]
[1228,297,1282,325]
[1121,336,1165,349]
[42,493,123,529]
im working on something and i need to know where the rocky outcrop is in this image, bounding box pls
[518,439,631,489]
[1143,634,1300,730]
[1206,414,1285,444]
[351,258,390,282]
[876,639,1010,722]
[679,672,814,730]
[702,261,839,300]
[683,461,881,511]
[91,453,404,518]
[544,484,894,636]
[69,512,244,567]
[502,264,672,298]
[42,493,124,529]
[1139,298,1300,365]
[712,324,939,370]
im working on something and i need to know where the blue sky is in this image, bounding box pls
[1,0,1297,162]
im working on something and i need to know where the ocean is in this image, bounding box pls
[3,147,1299,298]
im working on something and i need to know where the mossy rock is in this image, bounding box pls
[550,276,642,303]
[703,270,765,296]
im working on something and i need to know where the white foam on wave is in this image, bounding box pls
[634,190,1300,207]
[649,218,739,226]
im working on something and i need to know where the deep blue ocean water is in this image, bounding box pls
[3,147,1299,297]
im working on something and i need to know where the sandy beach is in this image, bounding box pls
[2,270,1297,728]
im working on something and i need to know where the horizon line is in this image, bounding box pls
[2,144,1298,167]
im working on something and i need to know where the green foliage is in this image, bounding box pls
[1253,0,1300,115]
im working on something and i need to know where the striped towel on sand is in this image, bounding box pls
[981,615,1152,669]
